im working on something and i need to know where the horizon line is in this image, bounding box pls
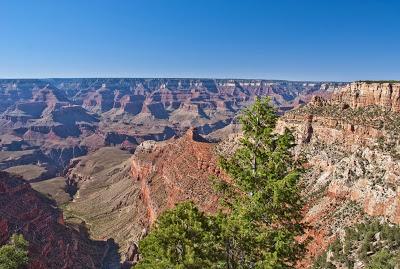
[0,76,350,83]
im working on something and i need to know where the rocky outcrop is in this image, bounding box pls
[276,82,400,265]
[0,171,108,269]
[131,128,224,226]
[333,81,400,112]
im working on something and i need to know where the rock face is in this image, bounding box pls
[0,171,108,269]
[62,129,225,266]
[276,81,400,264]
[333,81,400,112]
[64,147,144,258]
[0,78,343,179]
[131,128,223,226]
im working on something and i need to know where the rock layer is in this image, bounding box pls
[333,81,400,111]
[277,82,400,264]
[63,129,225,265]
[131,128,223,226]
[0,171,108,269]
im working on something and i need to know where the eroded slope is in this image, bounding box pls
[277,82,400,264]
[0,171,109,269]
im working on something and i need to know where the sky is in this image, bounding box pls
[0,0,399,81]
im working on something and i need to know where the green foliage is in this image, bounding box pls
[367,249,397,269]
[313,221,400,268]
[136,202,224,269]
[313,252,335,269]
[0,234,29,269]
[218,97,306,268]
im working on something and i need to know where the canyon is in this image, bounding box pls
[63,128,225,267]
[2,80,400,268]
[0,78,342,178]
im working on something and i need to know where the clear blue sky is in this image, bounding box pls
[0,0,399,81]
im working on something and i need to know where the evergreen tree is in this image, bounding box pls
[0,234,29,269]
[217,97,306,268]
[136,202,224,269]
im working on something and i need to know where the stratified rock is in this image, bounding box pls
[276,82,400,266]
[64,147,145,263]
[0,171,108,269]
[64,130,226,264]
[333,81,400,111]
[131,128,224,226]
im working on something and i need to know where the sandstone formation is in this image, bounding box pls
[0,171,111,269]
[131,127,223,226]
[333,81,400,112]
[7,79,395,268]
[276,81,400,264]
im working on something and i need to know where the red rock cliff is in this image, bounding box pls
[0,171,108,269]
[277,83,400,266]
[131,128,224,227]
[333,81,400,111]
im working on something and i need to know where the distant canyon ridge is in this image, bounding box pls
[0,78,344,179]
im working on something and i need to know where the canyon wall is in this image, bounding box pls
[63,131,224,265]
[130,128,224,226]
[0,171,109,269]
[276,82,400,263]
[333,81,400,112]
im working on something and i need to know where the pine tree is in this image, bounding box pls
[0,234,29,269]
[136,202,224,269]
[218,97,306,268]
